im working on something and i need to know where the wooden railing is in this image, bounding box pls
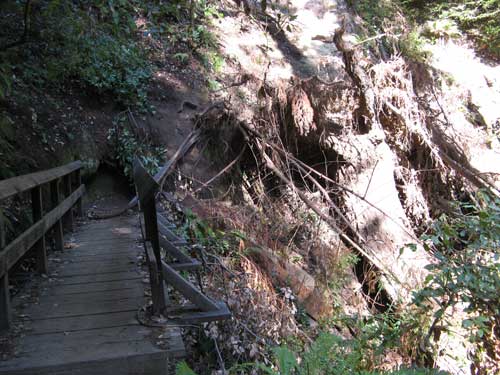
[133,158,230,322]
[0,161,85,330]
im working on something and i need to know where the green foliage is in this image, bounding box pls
[2,0,154,106]
[348,0,431,62]
[399,30,432,62]
[403,0,500,56]
[176,361,198,375]
[107,116,164,179]
[182,209,246,256]
[221,327,447,375]
[256,330,447,375]
[78,36,151,106]
[204,52,224,73]
[412,190,500,371]
[174,52,190,65]
[351,0,500,59]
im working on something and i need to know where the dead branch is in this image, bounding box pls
[89,130,200,219]
[193,145,247,193]
[254,138,404,287]
[238,121,421,242]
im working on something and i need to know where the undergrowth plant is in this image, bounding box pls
[107,116,164,179]
[183,209,246,256]
[412,190,500,373]
[404,0,500,56]
[177,328,448,374]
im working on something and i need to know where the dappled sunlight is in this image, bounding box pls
[430,39,500,188]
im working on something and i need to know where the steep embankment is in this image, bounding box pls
[163,1,499,373]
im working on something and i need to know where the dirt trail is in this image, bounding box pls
[216,0,345,82]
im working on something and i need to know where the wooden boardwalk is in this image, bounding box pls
[0,215,185,375]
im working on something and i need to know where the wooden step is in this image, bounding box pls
[169,260,202,271]
[167,302,231,323]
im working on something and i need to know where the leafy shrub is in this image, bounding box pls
[176,329,448,374]
[107,118,164,179]
[404,0,500,56]
[260,333,447,375]
[413,190,500,372]
[3,0,152,107]
[77,35,151,106]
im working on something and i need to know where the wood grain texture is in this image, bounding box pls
[0,161,81,200]
[0,185,85,278]
[0,215,185,374]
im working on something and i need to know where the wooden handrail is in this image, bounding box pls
[133,157,231,322]
[0,185,85,278]
[0,161,82,201]
[0,161,85,331]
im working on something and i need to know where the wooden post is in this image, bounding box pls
[31,186,47,274]
[0,209,11,330]
[75,169,83,217]
[50,179,64,252]
[62,174,73,232]
[133,159,166,314]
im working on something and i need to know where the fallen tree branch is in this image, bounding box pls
[193,144,247,193]
[238,121,422,242]
[89,130,200,219]
[254,138,405,288]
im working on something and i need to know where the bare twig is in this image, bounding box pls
[255,139,404,286]
[213,338,227,374]
[193,145,247,193]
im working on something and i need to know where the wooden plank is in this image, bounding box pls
[0,208,5,248]
[57,254,138,264]
[16,310,139,335]
[49,271,142,285]
[33,287,144,305]
[0,326,171,375]
[169,260,202,271]
[52,259,137,275]
[43,279,145,295]
[0,274,11,331]
[134,161,167,314]
[52,264,138,277]
[0,161,81,201]
[62,174,74,232]
[50,179,64,252]
[70,236,140,245]
[0,185,85,278]
[49,259,138,273]
[55,249,140,259]
[144,242,166,314]
[0,209,9,330]
[133,159,159,203]
[161,261,219,312]
[168,302,231,323]
[159,235,192,263]
[0,351,170,375]
[75,168,83,216]
[157,219,187,244]
[63,240,140,249]
[31,186,47,274]
[19,297,142,319]
[0,213,186,374]
[156,213,179,231]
